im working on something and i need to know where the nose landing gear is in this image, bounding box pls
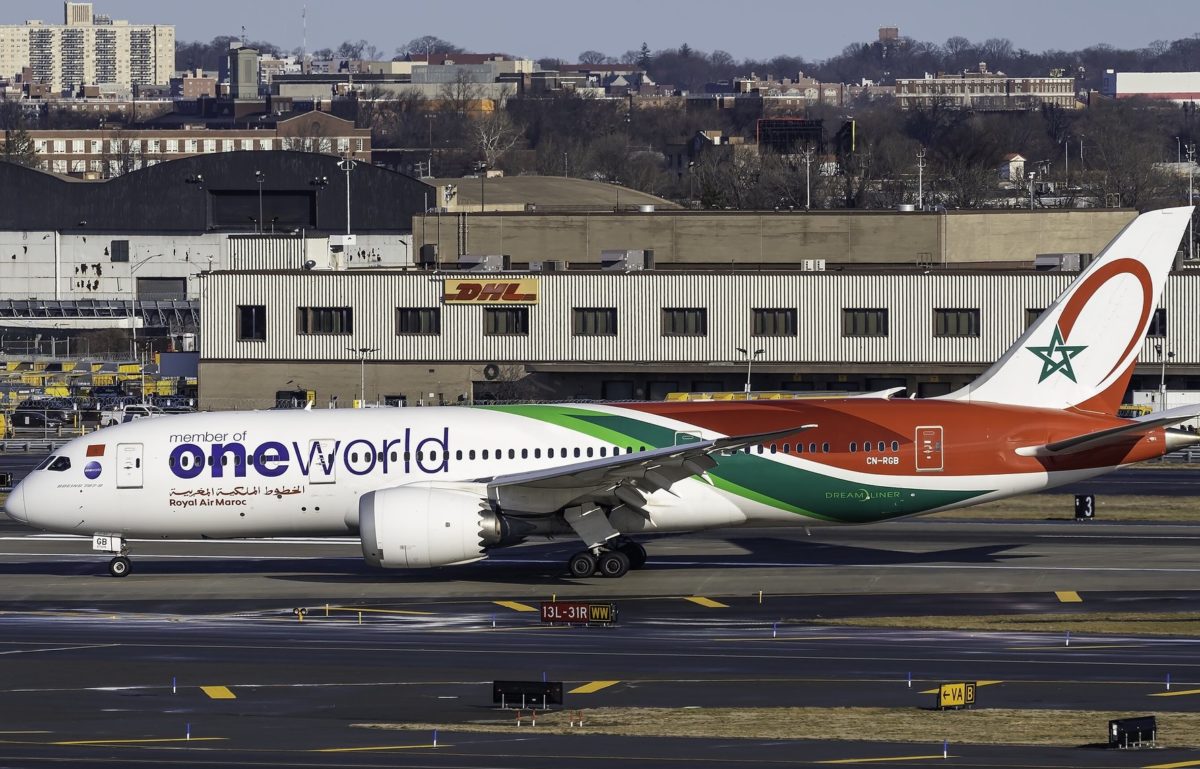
[93,534,131,578]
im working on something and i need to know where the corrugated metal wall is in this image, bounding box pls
[201,271,1200,366]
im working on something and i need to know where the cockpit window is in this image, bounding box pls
[36,456,56,471]
[47,456,72,472]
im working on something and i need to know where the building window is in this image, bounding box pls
[237,305,266,341]
[296,306,353,335]
[109,239,129,262]
[396,307,440,335]
[662,307,707,337]
[483,307,529,336]
[752,308,797,337]
[842,308,888,337]
[1025,308,1045,329]
[573,307,618,336]
[1147,308,1167,338]
[933,308,980,337]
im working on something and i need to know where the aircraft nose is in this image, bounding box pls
[4,482,26,523]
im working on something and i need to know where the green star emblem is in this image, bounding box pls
[1026,325,1086,383]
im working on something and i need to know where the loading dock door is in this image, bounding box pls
[915,426,944,472]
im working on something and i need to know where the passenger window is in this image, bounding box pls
[482,450,490,460]
[822,442,830,452]
[797,443,804,454]
[351,452,358,462]
[574,448,581,458]
[416,451,424,461]
[223,456,229,466]
[534,448,542,459]
[48,456,72,472]
[392,452,399,462]
[547,448,555,458]
[892,441,900,452]
[454,451,461,460]
[469,450,476,460]
[783,443,790,454]
[520,449,527,459]
[849,442,856,453]
[586,447,594,458]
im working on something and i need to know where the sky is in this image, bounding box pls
[9,0,1200,62]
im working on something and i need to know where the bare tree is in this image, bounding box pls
[578,50,611,65]
[473,110,521,168]
[0,101,37,167]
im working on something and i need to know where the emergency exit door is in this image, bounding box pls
[915,426,943,472]
[115,443,144,488]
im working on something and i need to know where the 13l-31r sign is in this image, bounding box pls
[540,601,618,625]
[443,279,539,304]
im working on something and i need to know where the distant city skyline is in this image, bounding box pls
[5,0,1198,64]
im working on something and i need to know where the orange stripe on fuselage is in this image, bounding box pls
[623,400,1165,476]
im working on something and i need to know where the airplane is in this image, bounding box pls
[4,206,1198,579]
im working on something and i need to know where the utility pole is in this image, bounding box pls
[916,147,927,210]
[1028,172,1036,210]
[254,170,264,233]
[800,145,814,210]
[347,346,379,406]
[1064,137,1069,186]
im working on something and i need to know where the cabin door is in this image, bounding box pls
[915,426,944,472]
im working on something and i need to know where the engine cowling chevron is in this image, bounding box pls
[359,484,501,569]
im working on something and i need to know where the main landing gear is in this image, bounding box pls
[568,541,647,579]
[93,534,131,578]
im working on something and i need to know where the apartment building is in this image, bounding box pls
[896,63,1076,110]
[23,111,371,177]
[0,2,173,93]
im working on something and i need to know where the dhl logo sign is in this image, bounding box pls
[443,279,539,304]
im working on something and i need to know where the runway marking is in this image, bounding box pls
[52,737,226,745]
[569,680,620,694]
[1150,687,1200,698]
[916,676,1003,695]
[1055,590,1083,603]
[722,636,854,642]
[316,743,443,752]
[1010,644,1144,650]
[1144,761,1200,769]
[0,731,51,734]
[328,606,435,616]
[200,685,236,699]
[684,596,729,608]
[818,755,950,764]
[493,601,537,612]
[0,644,117,656]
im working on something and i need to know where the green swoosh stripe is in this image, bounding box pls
[482,404,989,522]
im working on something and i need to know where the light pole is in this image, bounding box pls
[1187,142,1195,261]
[347,346,378,406]
[1155,343,1175,412]
[1063,137,1069,186]
[254,170,264,233]
[916,146,926,210]
[1027,171,1036,210]
[425,113,436,176]
[339,157,356,235]
[801,144,814,210]
[475,161,487,211]
[736,346,764,394]
[1176,136,1182,164]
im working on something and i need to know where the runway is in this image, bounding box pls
[2,455,1200,766]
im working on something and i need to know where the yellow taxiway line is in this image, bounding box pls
[1055,590,1083,603]
[918,680,1002,695]
[569,680,620,694]
[1150,688,1200,698]
[200,685,236,699]
[684,596,729,608]
[316,743,443,752]
[819,755,951,764]
[53,737,226,745]
[493,601,538,612]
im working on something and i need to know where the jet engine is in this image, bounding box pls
[358,484,505,569]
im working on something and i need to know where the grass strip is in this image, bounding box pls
[801,612,1200,636]
[928,495,1200,522]
[356,707,1200,747]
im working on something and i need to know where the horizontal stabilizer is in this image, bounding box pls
[1016,403,1200,457]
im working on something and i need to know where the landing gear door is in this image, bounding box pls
[915,426,943,472]
[115,443,143,488]
[307,439,337,484]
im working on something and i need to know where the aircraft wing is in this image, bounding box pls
[1016,403,1200,457]
[482,424,815,512]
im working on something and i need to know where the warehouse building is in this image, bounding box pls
[197,269,1200,410]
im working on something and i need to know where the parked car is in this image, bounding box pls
[120,404,166,423]
[8,410,63,433]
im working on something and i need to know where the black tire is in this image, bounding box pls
[568,552,597,578]
[598,550,631,578]
[108,556,131,578]
[619,542,647,569]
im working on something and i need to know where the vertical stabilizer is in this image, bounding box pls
[942,206,1193,414]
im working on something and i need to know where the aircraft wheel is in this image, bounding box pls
[620,542,647,569]
[568,552,597,578]
[108,556,131,578]
[598,550,631,578]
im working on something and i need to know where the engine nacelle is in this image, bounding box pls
[359,484,502,569]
